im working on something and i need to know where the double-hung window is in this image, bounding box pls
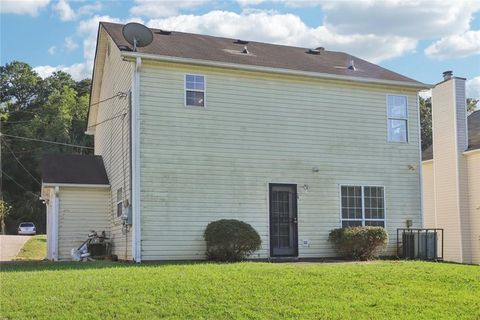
[387,95,408,142]
[341,185,385,227]
[116,188,123,217]
[185,74,205,107]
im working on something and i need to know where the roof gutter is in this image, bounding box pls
[121,51,433,90]
[463,148,480,156]
[41,183,111,188]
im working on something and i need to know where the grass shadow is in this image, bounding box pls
[0,259,214,273]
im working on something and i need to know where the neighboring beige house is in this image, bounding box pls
[422,72,480,264]
[42,22,430,261]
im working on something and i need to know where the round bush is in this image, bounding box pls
[328,226,388,260]
[204,219,261,262]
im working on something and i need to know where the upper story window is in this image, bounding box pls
[387,95,408,142]
[185,74,205,107]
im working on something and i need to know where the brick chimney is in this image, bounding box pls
[431,71,470,263]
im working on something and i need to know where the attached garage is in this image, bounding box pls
[41,154,111,261]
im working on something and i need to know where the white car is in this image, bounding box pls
[17,222,36,235]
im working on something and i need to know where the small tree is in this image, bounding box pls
[0,200,11,235]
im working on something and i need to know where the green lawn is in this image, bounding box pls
[14,235,47,261]
[0,261,478,319]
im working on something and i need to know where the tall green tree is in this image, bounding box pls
[1,61,92,234]
[467,98,478,113]
[420,97,432,151]
[420,96,477,151]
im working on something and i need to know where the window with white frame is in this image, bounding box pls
[341,186,385,227]
[116,188,123,217]
[387,95,408,142]
[185,74,205,107]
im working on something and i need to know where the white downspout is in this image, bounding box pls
[131,56,142,263]
[416,93,424,228]
[46,193,53,260]
[52,186,60,261]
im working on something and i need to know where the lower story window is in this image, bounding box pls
[116,188,123,217]
[341,185,385,227]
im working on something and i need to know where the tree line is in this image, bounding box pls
[1,61,92,234]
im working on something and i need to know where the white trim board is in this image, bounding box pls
[42,183,110,188]
[463,149,480,156]
[122,52,432,90]
[131,56,142,263]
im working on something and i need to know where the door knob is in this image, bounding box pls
[292,217,298,224]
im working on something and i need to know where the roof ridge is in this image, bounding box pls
[101,21,323,51]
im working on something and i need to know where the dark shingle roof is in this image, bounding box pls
[101,22,425,86]
[422,109,480,161]
[467,110,480,151]
[422,145,433,161]
[42,154,109,185]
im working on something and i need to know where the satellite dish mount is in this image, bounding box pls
[122,22,153,52]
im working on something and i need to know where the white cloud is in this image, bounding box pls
[77,2,102,16]
[466,76,480,99]
[64,36,79,51]
[53,0,76,21]
[419,90,432,99]
[33,65,59,78]
[236,0,322,7]
[235,0,480,39]
[130,0,208,18]
[48,46,57,55]
[0,0,50,15]
[321,0,480,39]
[33,63,91,80]
[236,0,270,5]
[53,0,102,21]
[147,10,415,63]
[425,30,480,59]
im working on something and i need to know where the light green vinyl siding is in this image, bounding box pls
[139,61,422,260]
[94,35,133,260]
[57,188,110,260]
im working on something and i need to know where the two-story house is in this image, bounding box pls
[41,22,430,262]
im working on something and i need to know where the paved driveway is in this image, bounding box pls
[0,235,31,261]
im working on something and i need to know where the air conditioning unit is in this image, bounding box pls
[402,231,437,260]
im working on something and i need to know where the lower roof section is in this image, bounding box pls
[42,154,109,186]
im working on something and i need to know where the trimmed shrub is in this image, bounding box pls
[204,219,261,262]
[328,227,388,260]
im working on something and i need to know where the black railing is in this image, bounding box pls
[397,228,444,261]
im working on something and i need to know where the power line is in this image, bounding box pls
[2,92,127,126]
[90,91,128,108]
[1,119,37,124]
[3,144,61,154]
[0,134,94,149]
[87,111,127,129]
[1,138,41,185]
[1,170,39,198]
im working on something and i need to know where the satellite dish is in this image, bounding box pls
[122,22,153,51]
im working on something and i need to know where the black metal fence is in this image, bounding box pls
[397,228,444,261]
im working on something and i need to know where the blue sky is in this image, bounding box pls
[1,0,479,98]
